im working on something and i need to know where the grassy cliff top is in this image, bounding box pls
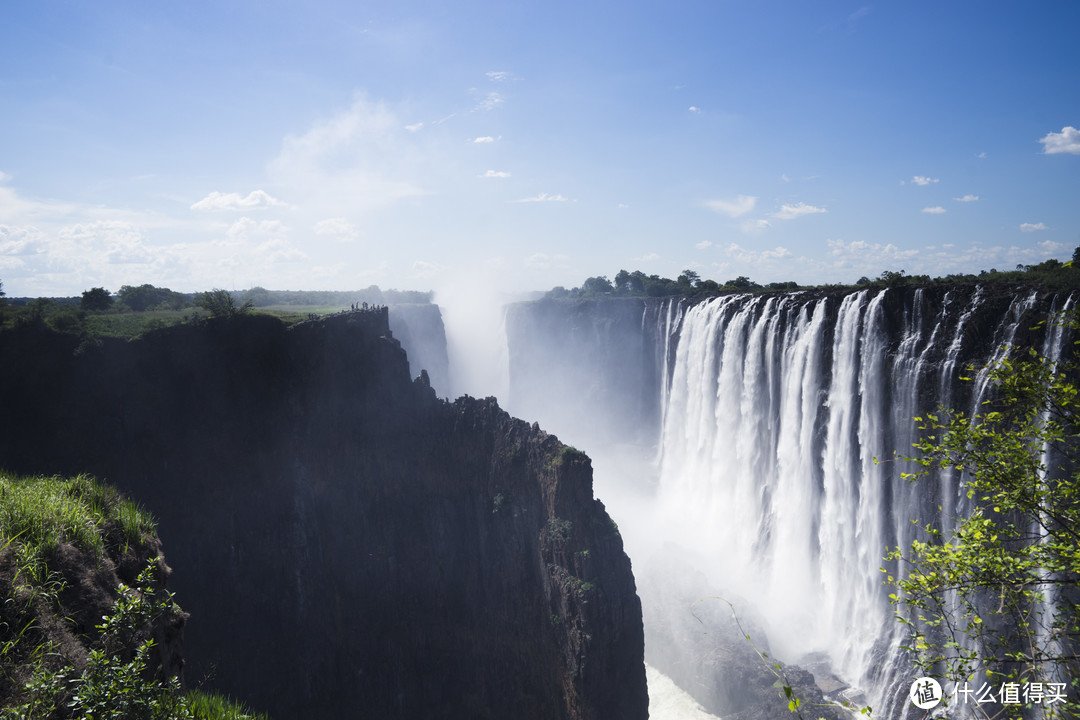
[0,471,268,720]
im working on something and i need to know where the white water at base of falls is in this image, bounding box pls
[648,665,723,720]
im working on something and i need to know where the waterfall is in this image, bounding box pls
[652,286,1068,715]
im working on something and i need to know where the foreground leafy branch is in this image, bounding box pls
[887,327,1080,718]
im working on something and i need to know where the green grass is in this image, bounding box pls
[1,473,271,720]
[186,690,272,720]
[81,309,195,339]
[77,305,340,338]
[0,471,156,577]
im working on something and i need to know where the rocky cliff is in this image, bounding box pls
[0,310,647,720]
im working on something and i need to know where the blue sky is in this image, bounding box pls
[1,0,1078,297]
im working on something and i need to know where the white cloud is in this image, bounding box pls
[1021,222,1050,232]
[269,95,425,212]
[191,190,285,212]
[954,194,979,202]
[405,122,424,132]
[741,218,772,233]
[0,224,48,257]
[705,195,757,218]
[481,170,511,178]
[724,243,792,263]
[826,238,919,265]
[773,202,826,220]
[1038,126,1080,155]
[695,240,713,250]
[473,136,496,144]
[977,151,987,159]
[912,176,939,186]
[689,106,701,113]
[516,192,568,203]
[633,252,660,262]
[475,91,504,111]
[313,217,359,243]
[254,237,309,264]
[410,260,441,279]
[526,253,551,268]
[922,206,947,214]
[226,217,289,243]
[58,220,157,265]
[486,71,512,82]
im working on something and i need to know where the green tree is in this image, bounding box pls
[887,328,1080,717]
[581,276,614,295]
[677,269,701,288]
[118,284,189,312]
[725,275,760,290]
[81,286,114,311]
[196,289,253,318]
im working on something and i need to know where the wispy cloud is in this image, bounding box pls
[475,91,504,111]
[410,260,441,280]
[516,192,568,203]
[191,190,285,212]
[826,238,919,264]
[954,194,979,202]
[1021,222,1050,232]
[473,136,497,144]
[268,94,425,213]
[1039,126,1080,155]
[705,194,757,218]
[695,240,713,250]
[486,71,513,82]
[313,217,359,243]
[773,202,826,220]
[689,106,702,113]
[912,176,939,186]
[741,218,772,233]
[405,122,424,132]
[524,252,569,269]
[225,217,289,243]
[481,170,511,179]
[724,243,791,263]
[922,206,947,214]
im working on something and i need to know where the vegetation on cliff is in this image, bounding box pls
[0,471,267,720]
[0,282,434,341]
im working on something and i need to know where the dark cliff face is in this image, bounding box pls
[388,302,451,397]
[0,312,647,720]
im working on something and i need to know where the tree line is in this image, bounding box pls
[548,248,1080,301]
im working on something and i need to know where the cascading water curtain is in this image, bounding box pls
[654,287,1067,718]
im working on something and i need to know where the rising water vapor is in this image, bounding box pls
[433,273,514,401]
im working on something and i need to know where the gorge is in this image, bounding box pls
[498,284,1074,719]
[0,281,1072,719]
